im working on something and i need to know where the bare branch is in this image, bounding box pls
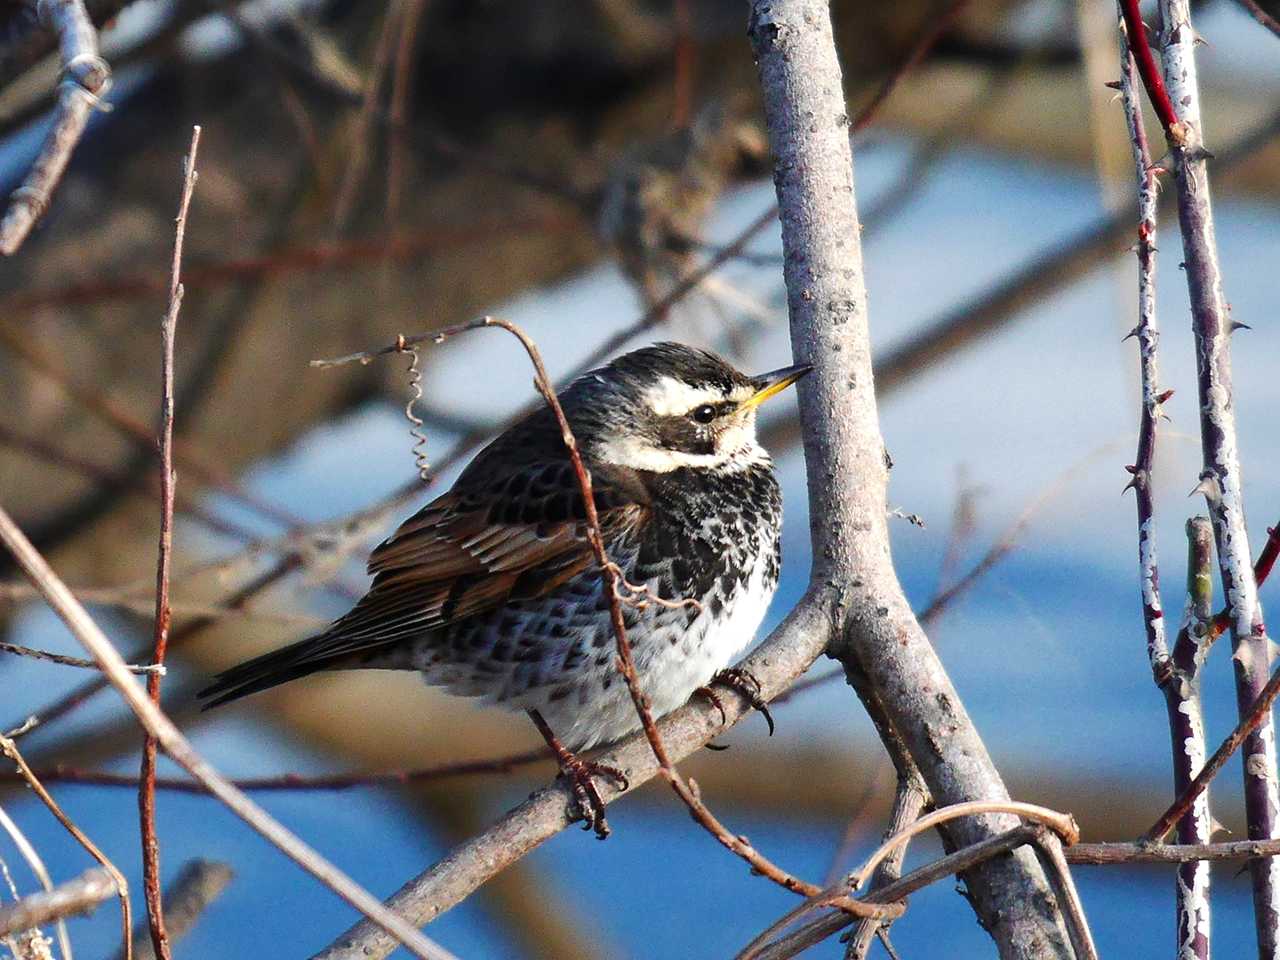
[747,0,1075,953]
[844,801,1076,890]
[1116,21,1213,957]
[0,802,72,960]
[744,826,1048,960]
[1031,834,1098,960]
[1117,30,1169,673]
[1069,838,1280,864]
[841,773,926,960]
[122,860,234,960]
[138,124,200,960]
[1234,0,1280,39]
[1157,0,1280,949]
[0,733,132,959]
[0,642,163,675]
[0,506,458,960]
[0,867,116,938]
[0,0,111,255]
[1146,656,1280,842]
[849,0,971,136]
[311,597,835,960]
[0,750,551,793]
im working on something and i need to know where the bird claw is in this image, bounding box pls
[699,667,775,736]
[694,683,729,725]
[556,754,629,840]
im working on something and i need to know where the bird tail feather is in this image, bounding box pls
[197,631,385,709]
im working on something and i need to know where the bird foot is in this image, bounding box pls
[555,753,629,840]
[696,667,775,736]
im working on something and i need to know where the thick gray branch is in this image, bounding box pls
[747,1,1074,956]
[312,598,834,960]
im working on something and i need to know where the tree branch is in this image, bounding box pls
[310,593,836,960]
[0,506,457,960]
[0,866,116,937]
[0,0,111,255]
[1157,0,1280,951]
[137,123,199,960]
[747,1,1076,954]
[121,860,233,960]
[0,732,132,958]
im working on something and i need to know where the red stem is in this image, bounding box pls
[1210,522,1280,639]
[138,126,200,960]
[1118,0,1185,142]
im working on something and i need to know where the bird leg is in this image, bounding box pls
[695,667,775,736]
[527,709,629,840]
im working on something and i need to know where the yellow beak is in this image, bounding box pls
[740,362,813,412]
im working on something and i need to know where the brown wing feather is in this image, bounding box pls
[199,460,649,707]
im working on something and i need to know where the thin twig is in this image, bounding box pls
[849,0,971,135]
[1146,655,1280,842]
[750,769,921,960]
[0,216,576,314]
[842,774,927,959]
[1234,0,1280,39]
[0,867,116,937]
[386,0,430,229]
[742,826,1047,960]
[4,749,551,793]
[0,582,326,626]
[737,800,1077,960]
[0,642,163,675]
[0,0,112,255]
[332,0,401,233]
[0,802,72,960]
[121,860,233,960]
[0,506,457,960]
[138,124,199,960]
[1069,838,1280,864]
[847,800,1079,891]
[0,733,132,959]
[1031,832,1098,960]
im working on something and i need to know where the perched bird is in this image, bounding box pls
[200,342,810,836]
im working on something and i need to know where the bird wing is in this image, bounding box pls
[355,461,642,628]
[198,458,647,707]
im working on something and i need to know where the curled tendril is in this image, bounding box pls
[396,335,431,483]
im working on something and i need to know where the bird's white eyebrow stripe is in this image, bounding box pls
[640,376,752,416]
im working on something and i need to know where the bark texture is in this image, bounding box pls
[747,1,1075,956]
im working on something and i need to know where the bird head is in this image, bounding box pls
[568,342,811,473]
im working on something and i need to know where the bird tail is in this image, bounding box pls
[197,631,382,709]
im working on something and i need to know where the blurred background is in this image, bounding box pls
[0,0,1278,956]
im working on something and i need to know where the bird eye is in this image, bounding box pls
[690,404,717,424]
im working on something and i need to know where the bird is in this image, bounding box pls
[199,342,810,837]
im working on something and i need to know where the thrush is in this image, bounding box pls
[200,342,810,837]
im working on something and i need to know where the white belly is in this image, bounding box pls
[529,548,778,750]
